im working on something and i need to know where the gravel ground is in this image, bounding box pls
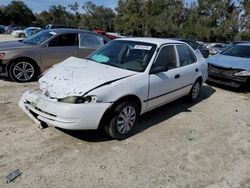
[0,34,250,188]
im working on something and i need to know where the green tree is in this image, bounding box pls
[36,5,79,27]
[2,1,35,25]
[79,1,115,31]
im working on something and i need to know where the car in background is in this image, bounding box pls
[5,24,26,34]
[174,39,209,58]
[207,43,250,88]
[208,43,225,55]
[224,41,250,49]
[93,29,118,40]
[19,38,208,140]
[0,25,5,34]
[45,24,77,30]
[12,27,42,38]
[0,29,110,82]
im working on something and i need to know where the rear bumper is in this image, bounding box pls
[208,72,248,88]
[19,90,112,130]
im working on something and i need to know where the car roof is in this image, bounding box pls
[235,42,250,46]
[48,28,94,34]
[116,37,185,46]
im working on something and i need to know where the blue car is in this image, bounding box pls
[24,27,41,38]
[207,43,250,88]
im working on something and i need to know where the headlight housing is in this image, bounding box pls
[235,70,250,77]
[59,95,100,104]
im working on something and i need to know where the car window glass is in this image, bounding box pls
[154,45,177,70]
[176,45,196,66]
[86,40,156,72]
[79,33,104,49]
[222,45,250,58]
[49,33,77,47]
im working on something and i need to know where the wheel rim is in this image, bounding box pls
[13,62,34,81]
[117,106,137,134]
[192,82,200,99]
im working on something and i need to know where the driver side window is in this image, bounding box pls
[154,45,177,70]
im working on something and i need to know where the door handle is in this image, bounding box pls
[175,74,180,79]
[195,68,199,72]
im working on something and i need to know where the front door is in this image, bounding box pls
[147,45,184,111]
[40,33,79,71]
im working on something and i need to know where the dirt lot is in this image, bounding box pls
[0,34,250,188]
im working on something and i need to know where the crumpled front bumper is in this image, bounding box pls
[18,90,112,130]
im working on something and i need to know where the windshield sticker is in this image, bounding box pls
[49,31,57,35]
[134,45,152,50]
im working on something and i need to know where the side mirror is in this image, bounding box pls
[150,65,168,74]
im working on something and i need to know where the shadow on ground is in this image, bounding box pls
[61,85,216,142]
[206,81,250,93]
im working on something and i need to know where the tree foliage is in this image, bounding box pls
[0,1,35,25]
[0,0,249,41]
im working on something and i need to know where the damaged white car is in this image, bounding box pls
[19,38,208,140]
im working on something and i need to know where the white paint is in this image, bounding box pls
[19,38,208,131]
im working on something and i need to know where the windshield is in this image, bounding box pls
[22,30,55,45]
[86,40,157,72]
[221,45,250,58]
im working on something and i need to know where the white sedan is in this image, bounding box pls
[19,38,208,140]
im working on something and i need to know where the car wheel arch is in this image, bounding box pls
[98,95,142,130]
[7,57,41,75]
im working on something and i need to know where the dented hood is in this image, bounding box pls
[39,57,137,99]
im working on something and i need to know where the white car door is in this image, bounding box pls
[175,44,201,95]
[147,45,187,111]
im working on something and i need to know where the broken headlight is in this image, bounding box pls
[59,95,100,104]
[235,70,250,77]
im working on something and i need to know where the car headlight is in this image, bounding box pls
[59,95,100,104]
[235,70,250,77]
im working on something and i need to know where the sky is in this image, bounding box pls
[1,0,196,13]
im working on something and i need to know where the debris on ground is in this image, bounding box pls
[6,169,22,183]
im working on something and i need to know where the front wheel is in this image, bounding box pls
[187,80,201,102]
[9,60,38,82]
[104,101,139,140]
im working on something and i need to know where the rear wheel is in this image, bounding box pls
[187,80,201,102]
[104,101,139,140]
[9,59,38,82]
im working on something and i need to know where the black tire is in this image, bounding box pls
[8,59,39,82]
[104,101,139,140]
[187,80,202,102]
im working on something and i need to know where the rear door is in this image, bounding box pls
[77,33,105,58]
[175,44,201,95]
[40,33,79,70]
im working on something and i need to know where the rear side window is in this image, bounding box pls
[176,45,197,66]
[49,33,78,47]
[79,33,104,49]
[154,45,177,70]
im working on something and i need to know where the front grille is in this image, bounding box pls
[208,64,242,77]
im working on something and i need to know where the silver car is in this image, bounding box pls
[0,29,109,82]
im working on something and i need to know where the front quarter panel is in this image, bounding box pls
[87,73,149,114]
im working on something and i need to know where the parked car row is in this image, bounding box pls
[11,27,42,38]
